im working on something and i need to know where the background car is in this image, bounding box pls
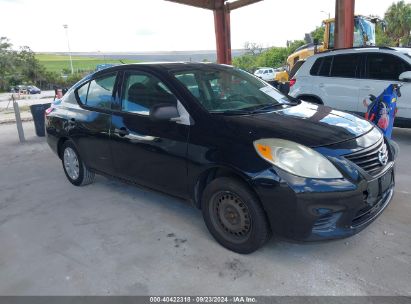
[254,67,275,81]
[26,85,41,94]
[13,85,27,93]
[289,47,411,127]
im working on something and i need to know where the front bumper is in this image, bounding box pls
[251,156,395,241]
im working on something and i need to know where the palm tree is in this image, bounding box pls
[385,0,411,46]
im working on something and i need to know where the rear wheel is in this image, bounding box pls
[61,141,94,186]
[201,177,271,254]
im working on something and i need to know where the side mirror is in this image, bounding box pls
[149,103,179,121]
[399,71,411,82]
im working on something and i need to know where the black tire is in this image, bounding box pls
[61,140,95,186]
[201,177,271,254]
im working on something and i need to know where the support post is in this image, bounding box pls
[12,94,25,142]
[213,0,231,64]
[165,0,262,64]
[334,0,355,49]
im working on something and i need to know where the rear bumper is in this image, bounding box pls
[251,164,395,241]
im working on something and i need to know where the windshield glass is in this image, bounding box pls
[173,67,291,113]
[359,19,375,46]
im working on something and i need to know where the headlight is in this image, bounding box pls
[254,138,343,179]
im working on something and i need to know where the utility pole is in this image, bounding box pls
[63,24,74,74]
[321,10,331,19]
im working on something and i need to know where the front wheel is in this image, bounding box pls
[61,141,95,186]
[201,177,271,254]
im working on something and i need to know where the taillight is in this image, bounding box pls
[289,78,296,87]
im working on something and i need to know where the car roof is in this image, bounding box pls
[310,46,411,58]
[72,62,237,89]
[91,62,234,78]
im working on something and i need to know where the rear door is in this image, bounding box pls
[318,53,361,112]
[70,72,118,175]
[109,69,190,197]
[358,52,411,120]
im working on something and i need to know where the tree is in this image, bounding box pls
[286,40,305,54]
[376,23,396,46]
[17,46,45,84]
[232,53,258,72]
[244,41,263,56]
[256,47,289,68]
[385,0,411,46]
[311,26,325,43]
[0,37,17,90]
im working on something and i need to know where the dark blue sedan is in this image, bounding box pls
[27,85,41,94]
[45,63,397,253]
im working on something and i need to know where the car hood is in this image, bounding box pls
[223,101,374,147]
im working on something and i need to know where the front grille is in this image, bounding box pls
[345,139,387,176]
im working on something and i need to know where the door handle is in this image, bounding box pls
[318,83,325,88]
[125,133,157,141]
[115,127,129,137]
[363,86,372,90]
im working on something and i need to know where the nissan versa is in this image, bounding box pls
[46,63,397,253]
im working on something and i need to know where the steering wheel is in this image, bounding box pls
[226,94,249,103]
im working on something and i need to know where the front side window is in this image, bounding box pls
[366,53,408,81]
[173,67,292,113]
[330,54,360,78]
[175,73,201,99]
[121,71,177,115]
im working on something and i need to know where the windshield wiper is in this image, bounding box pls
[247,103,283,113]
[209,109,251,115]
[210,100,300,116]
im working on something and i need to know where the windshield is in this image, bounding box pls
[358,18,376,46]
[173,67,292,113]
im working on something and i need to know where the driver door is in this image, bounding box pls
[109,70,190,197]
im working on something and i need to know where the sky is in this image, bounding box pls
[0,0,407,53]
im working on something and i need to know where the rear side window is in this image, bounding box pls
[318,56,332,76]
[330,54,360,78]
[289,60,305,79]
[77,83,89,104]
[310,58,322,75]
[76,73,117,109]
[366,53,409,81]
[87,74,116,109]
[62,90,77,104]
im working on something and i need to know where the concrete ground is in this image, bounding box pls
[0,122,410,296]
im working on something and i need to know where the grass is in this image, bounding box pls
[36,53,137,74]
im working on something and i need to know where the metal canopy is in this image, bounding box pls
[165,0,263,64]
[166,0,356,64]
